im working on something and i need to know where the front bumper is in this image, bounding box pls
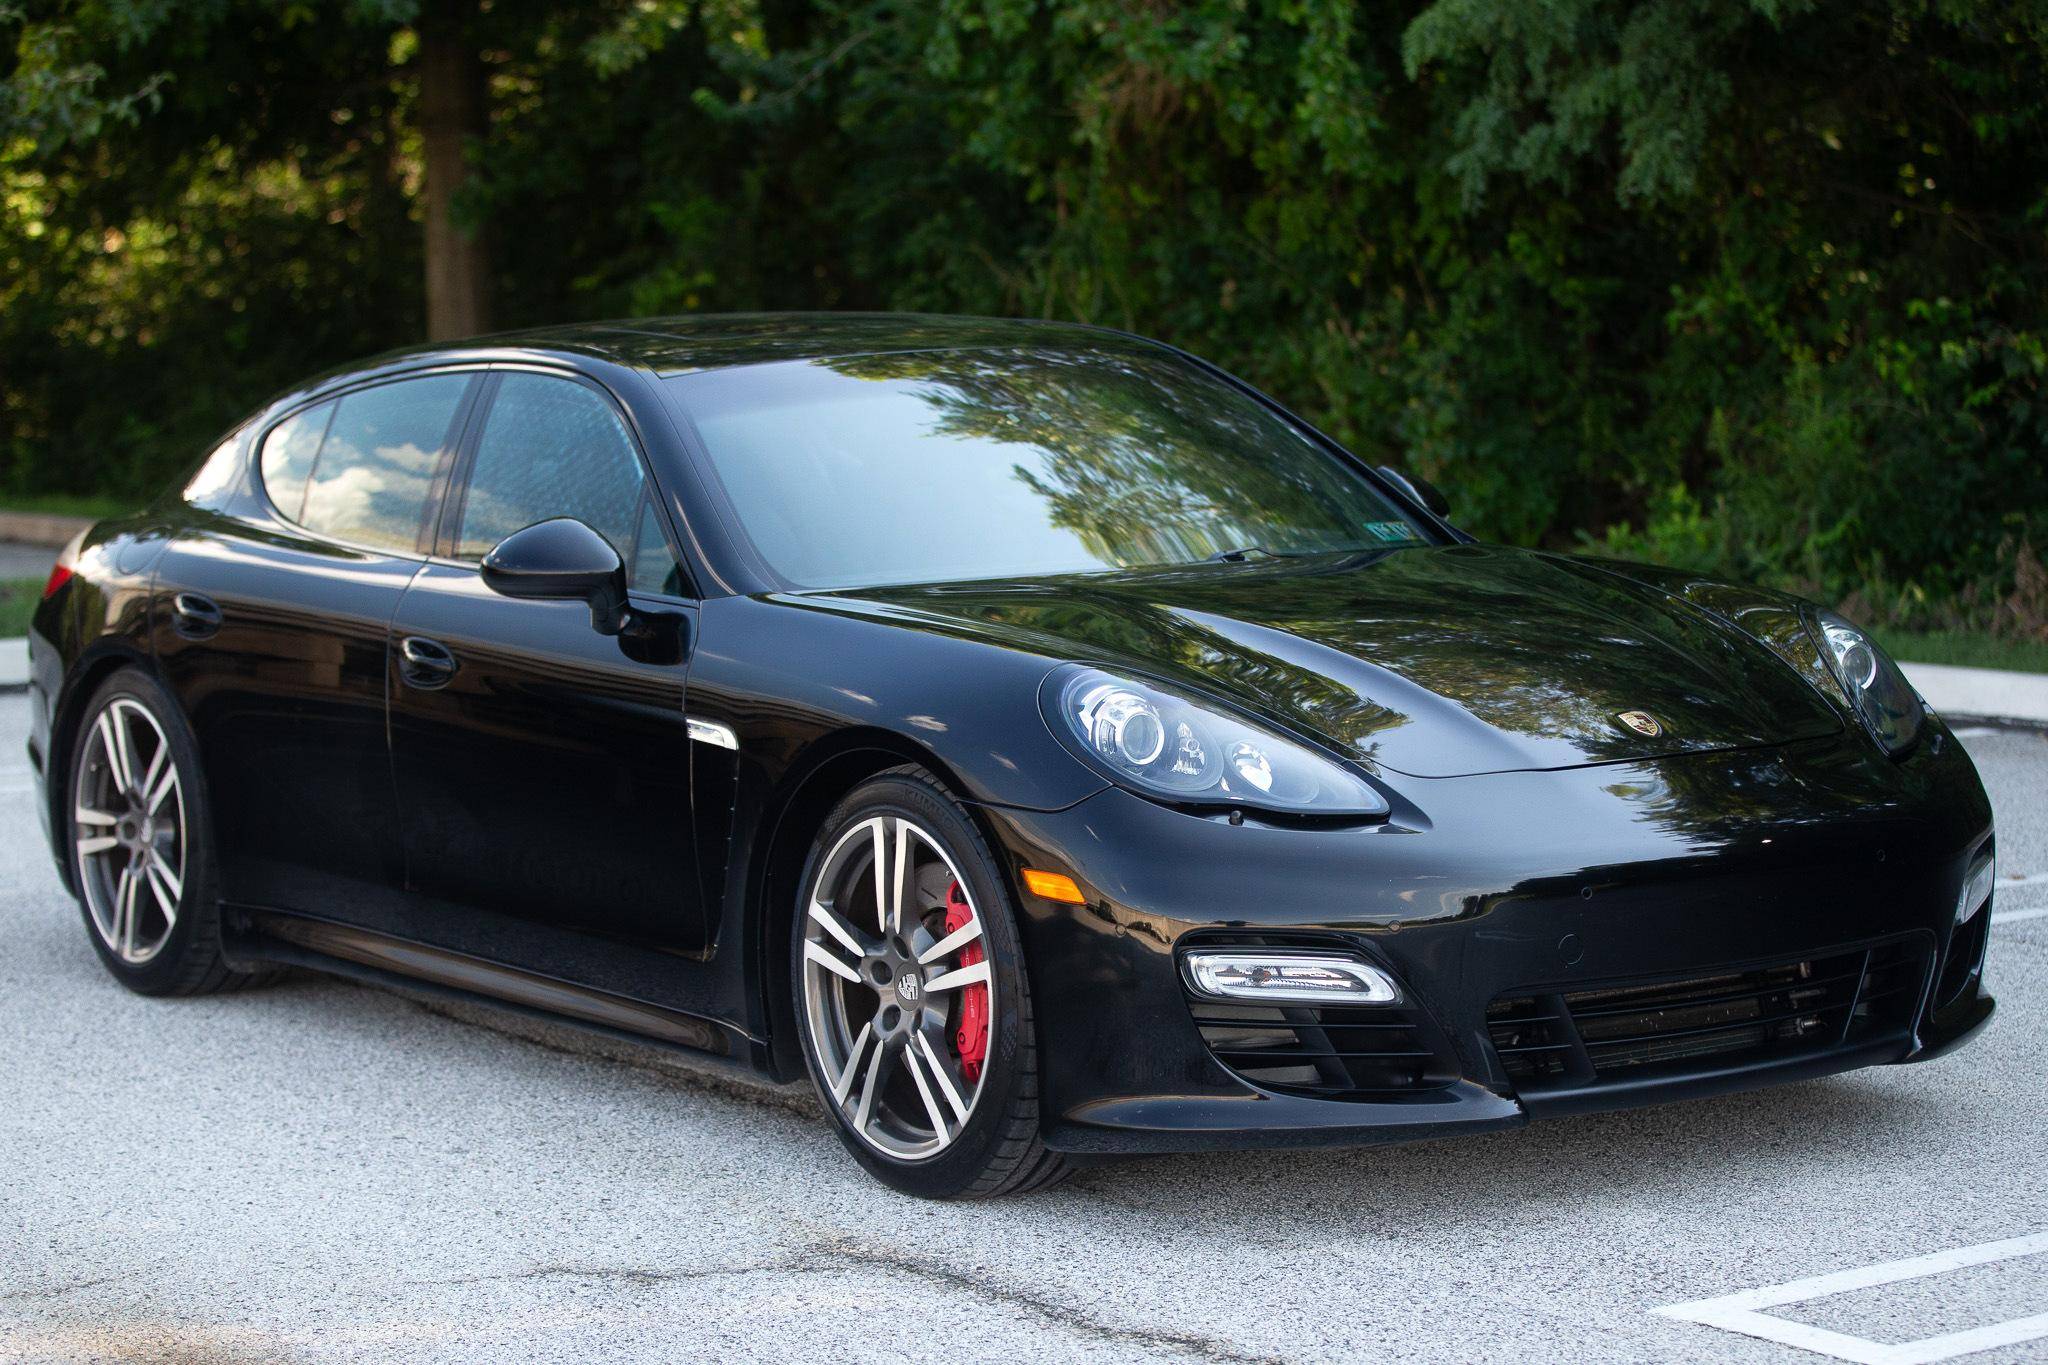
[983,728,1996,1154]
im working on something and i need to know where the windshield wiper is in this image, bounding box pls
[1204,544,1302,564]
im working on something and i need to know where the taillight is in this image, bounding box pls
[42,563,73,599]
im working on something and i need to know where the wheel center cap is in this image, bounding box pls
[894,972,923,1005]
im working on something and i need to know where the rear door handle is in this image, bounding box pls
[398,635,458,689]
[170,592,223,639]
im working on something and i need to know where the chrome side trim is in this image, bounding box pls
[686,717,738,750]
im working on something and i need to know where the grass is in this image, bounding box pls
[0,578,41,637]
[0,492,134,520]
[1874,628,2048,675]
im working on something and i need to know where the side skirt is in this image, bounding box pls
[227,907,776,1079]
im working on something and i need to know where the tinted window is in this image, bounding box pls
[667,347,1431,590]
[258,401,334,521]
[298,377,469,552]
[631,498,683,595]
[456,374,650,564]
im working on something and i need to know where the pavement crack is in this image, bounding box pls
[2,1275,116,1302]
[416,1239,1281,1362]
[422,1256,799,1290]
[805,1236,1286,1364]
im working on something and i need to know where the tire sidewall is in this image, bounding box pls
[791,771,1035,1197]
[66,667,221,994]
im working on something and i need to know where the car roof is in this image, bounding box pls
[337,312,1148,381]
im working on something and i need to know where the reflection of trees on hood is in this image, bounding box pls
[860,542,1843,778]
[823,348,1389,567]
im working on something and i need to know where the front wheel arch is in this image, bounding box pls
[749,734,996,1082]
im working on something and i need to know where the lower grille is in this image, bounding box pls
[1488,937,1929,1095]
[1191,1000,1455,1100]
[1938,910,1989,1008]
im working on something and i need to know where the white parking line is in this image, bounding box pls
[1653,1231,2048,1364]
[1994,905,2048,925]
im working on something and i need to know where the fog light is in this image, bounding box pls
[1183,951,1400,1004]
[1956,853,1995,925]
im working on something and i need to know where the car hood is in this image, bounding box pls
[817,544,1845,778]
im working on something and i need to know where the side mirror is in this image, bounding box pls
[1377,465,1451,520]
[482,518,630,636]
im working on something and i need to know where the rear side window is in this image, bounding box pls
[301,377,470,552]
[258,376,470,552]
[259,401,334,521]
[455,373,651,565]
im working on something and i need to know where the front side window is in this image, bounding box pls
[456,373,648,563]
[666,346,1432,590]
[455,372,682,594]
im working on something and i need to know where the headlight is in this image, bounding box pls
[1811,610,1924,755]
[1045,665,1389,818]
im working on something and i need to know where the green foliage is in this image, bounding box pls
[4,0,2047,637]
[1871,628,2048,675]
[0,577,39,635]
[0,490,130,518]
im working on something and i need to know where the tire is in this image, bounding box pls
[64,667,266,997]
[791,765,1069,1199]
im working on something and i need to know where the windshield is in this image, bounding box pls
[667,345,1432,590]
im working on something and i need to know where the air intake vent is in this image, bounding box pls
[1936,910,1989,1009]
[1191,1000,1455,1099]
[1488,937,1929,1095]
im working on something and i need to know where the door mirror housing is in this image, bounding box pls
[482,518,631,636]
[1377,465,1451,520]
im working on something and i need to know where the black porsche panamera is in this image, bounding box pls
[26,314,1996,1198]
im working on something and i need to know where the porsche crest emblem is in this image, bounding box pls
[1617,710,1663,738]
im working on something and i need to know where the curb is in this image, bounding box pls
[1901,661,2048,730]
[0,638,25,691]
[0,511,94,548]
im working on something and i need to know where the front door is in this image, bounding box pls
[385,369,705,975]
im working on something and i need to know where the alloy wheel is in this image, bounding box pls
[801,815,994,1161]
[72,697,186,965]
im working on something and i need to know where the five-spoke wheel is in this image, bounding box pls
[801,813,993,1160]
[794,767,1068,1198]
[65,669,256,996]
[73,696,186,965]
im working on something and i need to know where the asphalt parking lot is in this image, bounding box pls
[2,693,2045,1364]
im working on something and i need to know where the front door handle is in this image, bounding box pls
[398,635,459,690]
[170,592,223,640]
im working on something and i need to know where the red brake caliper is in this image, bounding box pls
[942,880,989,1082]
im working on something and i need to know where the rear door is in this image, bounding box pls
[153,371,479,917]
[385,367,706,971]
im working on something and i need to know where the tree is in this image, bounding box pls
[417,0,488,338]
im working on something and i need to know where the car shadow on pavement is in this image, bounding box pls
[1062,1073,1950,1229]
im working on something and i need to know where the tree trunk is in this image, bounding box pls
[418,0,489,341]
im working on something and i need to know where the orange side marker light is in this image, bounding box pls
[1022,868,1087,904]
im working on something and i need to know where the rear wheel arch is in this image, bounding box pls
[47,644,165,891]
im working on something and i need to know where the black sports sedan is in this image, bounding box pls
[26,314,1996,1198]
